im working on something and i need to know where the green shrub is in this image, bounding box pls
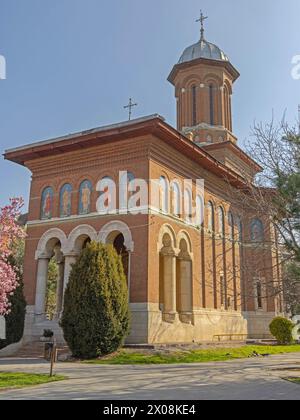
[61,242,130,359]
[0,273,26,350]
[269,317,294,345]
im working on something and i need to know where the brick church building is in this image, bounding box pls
[5,17,284,344]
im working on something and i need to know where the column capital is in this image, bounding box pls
[35,252,51,261]
[64,253,79,258]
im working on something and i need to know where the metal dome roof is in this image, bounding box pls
[178,39,229,64]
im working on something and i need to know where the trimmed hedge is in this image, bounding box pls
[61,242,130,359]
[269,317,294,345]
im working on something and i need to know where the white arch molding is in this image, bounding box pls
[177,230,193,257]
[157,224,177,253]
[66,225,98,254]
[35,228,68,259]
[98,221,134,252]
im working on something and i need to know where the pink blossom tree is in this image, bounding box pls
[0,198,26,315]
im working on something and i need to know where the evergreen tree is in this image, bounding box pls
[61,242,130,359]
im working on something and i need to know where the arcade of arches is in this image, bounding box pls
[34,224,131,323]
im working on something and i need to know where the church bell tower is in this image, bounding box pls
[168,12,240,146]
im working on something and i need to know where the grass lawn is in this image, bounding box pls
[0,373,66,390]
[85,345,300,365]
[287,378,300,385]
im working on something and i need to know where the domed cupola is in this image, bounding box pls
[178,11,229,65]
[168,12,240,145]
[179,40,229,64]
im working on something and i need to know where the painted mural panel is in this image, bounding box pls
[251,219,264,242]
[60,184,72,217]
[41,187,54,219]
[79,180,92,215]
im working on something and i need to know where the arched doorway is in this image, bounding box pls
[99,221,134,294]
[107,232,129,282]
[45,242,64,321]
[35,229,68,321]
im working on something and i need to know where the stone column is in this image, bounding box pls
[163,253,177,323]
[55,261,65,319]
[35,257,50,321]
[178,258,193,324]
[63,254,78,299]
[0,316,6,340]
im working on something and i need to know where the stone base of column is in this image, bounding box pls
[54,312,63,322]
[163,312,177,324]
[179,312,193,324]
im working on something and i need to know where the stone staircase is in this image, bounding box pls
[13,318,71,359]
[25,319,66,345]
[15,341,50,359]
[14,341,70,360]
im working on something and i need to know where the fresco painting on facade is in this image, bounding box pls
[250,219,264,242]
[60,184,72,217]
[41,187,54,220]
[79,180,92,215]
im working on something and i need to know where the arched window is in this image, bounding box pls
[224,85,229,130]
[159,176,169,213]
[228,211,234,241]
[78,180,92,215]
[184,188,193,223]
[97,176,115,213]
[236,217,243,242]
[217,207,225,236]
[171,181,181,217]
[59,184,72,217]
[192,85,197,126]
[250,219,264,242]
[41,187,54,220]
[207,201,214,232]
[209,84,214,126]
[120,172,135,210]
[220,272,226,307]
[256,281,263,309]
[196,195,204,227]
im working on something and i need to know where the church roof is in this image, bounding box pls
[178,39,229,65]
[3,115,253,190]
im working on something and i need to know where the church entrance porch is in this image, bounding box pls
[23,222,135,345]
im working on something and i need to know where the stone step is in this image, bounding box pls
[14,341,70,360]
[30,322,65,340]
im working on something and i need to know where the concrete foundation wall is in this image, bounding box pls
[243,311,276,339]
[23,305,278,346]
[128,303,248,344]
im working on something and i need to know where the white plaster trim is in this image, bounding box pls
[66,225,98,254]
[157,223,177,251]
[98,220,134,252]
[35,228,68,259]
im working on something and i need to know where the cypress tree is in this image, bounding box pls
[61,242,130,359]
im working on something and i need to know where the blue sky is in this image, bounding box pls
[0,0,299,210]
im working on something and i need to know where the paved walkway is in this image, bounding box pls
[0,353,299,400]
